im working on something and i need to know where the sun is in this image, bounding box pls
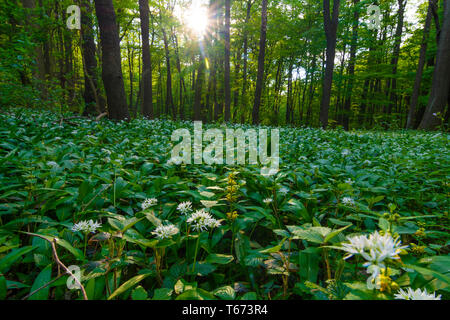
[184,3,209,37]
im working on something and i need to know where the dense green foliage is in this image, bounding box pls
[0,109,448,300]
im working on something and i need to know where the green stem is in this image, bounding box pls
[83,233,88,257]
[191,236,200,277]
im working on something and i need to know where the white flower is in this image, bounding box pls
[341,149,351,156]
[142,198,158,210]
[177,201,193,215]
[394,288,441,300]
[345,178,354,185]
[263,198,273,205]
[152,224,179,240]
[341,231,408,281]
[279,187,289,195]
[187,209,221,232]
[71,220,101,234]
[342,197,355,206]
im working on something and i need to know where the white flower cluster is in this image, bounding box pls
[71,220,102,234]
[142,198,158,210]
[341,197,355,206]
[340,231,408,289]
[152,224,180,240]
[177,201,193,215]
[187,209,221,232]
[394,287,441,300]
[263,198,273,205]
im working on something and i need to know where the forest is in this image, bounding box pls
[0,0,449,302]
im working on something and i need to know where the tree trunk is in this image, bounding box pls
[194,57,206,121]
[161,25,174,118]
[419,2,450,130]
[81,0,103,116]
[342,0,359,130]
[407,0,433,129]
[241,0,253,123]
[224,0,231,121]
[94,0,129,120]
[385,0,406,116]
[319,0,341,129]
[139,0,154,118]
[252,0,268,125]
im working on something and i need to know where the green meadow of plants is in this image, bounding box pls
[0,108,449,300]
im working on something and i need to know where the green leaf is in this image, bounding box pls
[0,276,6,300]
[0,246,35,273]
[152,288,173,300]
[188,262,217,276]
[212,286,235,300]
[107,273,151,300]
[405,264,450,286]
[24,232,85,261]
[176,288,217,300]
[241,292,257,300]
[378,218,390,232]
[324,224,352,243]
[259,238,287,254]
[206,254,234,265]
[28,265,52,300]
[132,286,148,300]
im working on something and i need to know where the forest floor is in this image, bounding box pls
[0,108,448,300]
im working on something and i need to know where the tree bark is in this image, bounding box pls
[81,0,104,116]
[224,0,231,121]
[319,0,340,129]
[419,2,450,130]
[139,0,154,118]
[252,0,268,125]
[161,23,174,118]
[342,0,360,131]
[407,0,434,129]
[94,0,129,120]
[194,57,206,121]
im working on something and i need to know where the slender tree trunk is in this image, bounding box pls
[319,0,341,129]
[286,60,294,124]
[385,0,406,116]
[127,42,134,110]
[252,0,268,125]
[342,0,359,130]
[94,0,129,120]
[194,57,206,121]
[139,0,154,118]
[224,0,231,121]
[407,0,434,129]
[173,31,185,120]
[241,0,253,123]
[419,2,450,130]
[161,24,174,117]
[81,0,103,116]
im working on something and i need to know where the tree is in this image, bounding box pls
[241,0,253,123]
[407,0,434,129]
[319,0,340,129]
[385,0,406,117]
[194,56,206,121]
[252,0,268,125]
[342,0,360,131]
[81,0,103,116]
[224,0,231,122]
[139,0,153,118]
[94,0,129,120]
[419,2,450,130]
